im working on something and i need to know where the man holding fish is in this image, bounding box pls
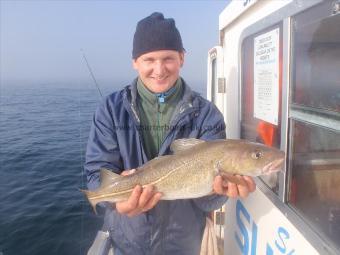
[85,12,260,255]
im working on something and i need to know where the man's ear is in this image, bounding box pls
[132,59,138,70]
[179,52,185,67]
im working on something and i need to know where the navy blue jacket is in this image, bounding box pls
[85,78,227,255]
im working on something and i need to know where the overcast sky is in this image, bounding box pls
[1,0,227,89]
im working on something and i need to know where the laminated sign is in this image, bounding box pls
[253,28,280,125]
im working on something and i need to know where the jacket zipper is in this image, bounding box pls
[129,101,148,163]
[157,102,161,153]
[158,105,197,155]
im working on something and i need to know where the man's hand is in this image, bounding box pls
[115,169,162,217]
[213,175,256,198]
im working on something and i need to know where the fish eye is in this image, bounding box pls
[251,151,263,159]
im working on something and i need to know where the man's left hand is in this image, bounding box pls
[213,175,256,198]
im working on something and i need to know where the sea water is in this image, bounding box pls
[0,81,206,255]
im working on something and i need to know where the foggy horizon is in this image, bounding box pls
[0,1,228,89]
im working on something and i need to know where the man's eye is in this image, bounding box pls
[143,58,153,63]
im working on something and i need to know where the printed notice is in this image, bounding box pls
[253,28,280,125]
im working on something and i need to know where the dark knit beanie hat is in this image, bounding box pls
[132,12,184,59]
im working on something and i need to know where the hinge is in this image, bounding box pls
[217,78,226,93]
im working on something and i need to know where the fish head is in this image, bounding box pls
[217,141,285,177]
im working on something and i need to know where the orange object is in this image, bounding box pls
[257,121,275,146]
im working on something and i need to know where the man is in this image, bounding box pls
[85,12,255,255]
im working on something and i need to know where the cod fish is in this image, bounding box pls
[82,138,284,211]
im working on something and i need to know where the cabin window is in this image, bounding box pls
[288,121,340,248]
[211,58,217,103]
[288,1,340,249]
[241,23,283,194]
[291,6,340,113]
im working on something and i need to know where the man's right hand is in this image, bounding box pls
[115,169,162,217]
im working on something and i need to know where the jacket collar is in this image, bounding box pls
[137,78,182,105]
[123,77,200,125]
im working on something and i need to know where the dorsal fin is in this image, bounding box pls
[99,168,122,188]
[170,138,205,154]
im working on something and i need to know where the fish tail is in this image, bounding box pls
[80,189,99,214]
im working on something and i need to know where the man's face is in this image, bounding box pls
[133,50,184,93]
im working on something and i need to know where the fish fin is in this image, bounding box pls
[100,168,122,187]
[170,138,205,154]
[80,189,98,214]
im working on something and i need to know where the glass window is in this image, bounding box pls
[241,24,283,193]
[211,58,217,103]
[292,4,340,113]
[289,2,340,250]
[288,121,340,248]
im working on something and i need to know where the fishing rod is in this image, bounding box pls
[79,49,103,241]
[81,48,103,98]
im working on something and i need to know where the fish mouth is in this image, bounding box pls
[262,158,284,174]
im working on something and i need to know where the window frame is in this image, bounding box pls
[237,0,339,254]
[240,22,283,194]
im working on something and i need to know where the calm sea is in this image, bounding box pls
[0,82,206,255]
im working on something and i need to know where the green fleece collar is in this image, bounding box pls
[137,78,182,105]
